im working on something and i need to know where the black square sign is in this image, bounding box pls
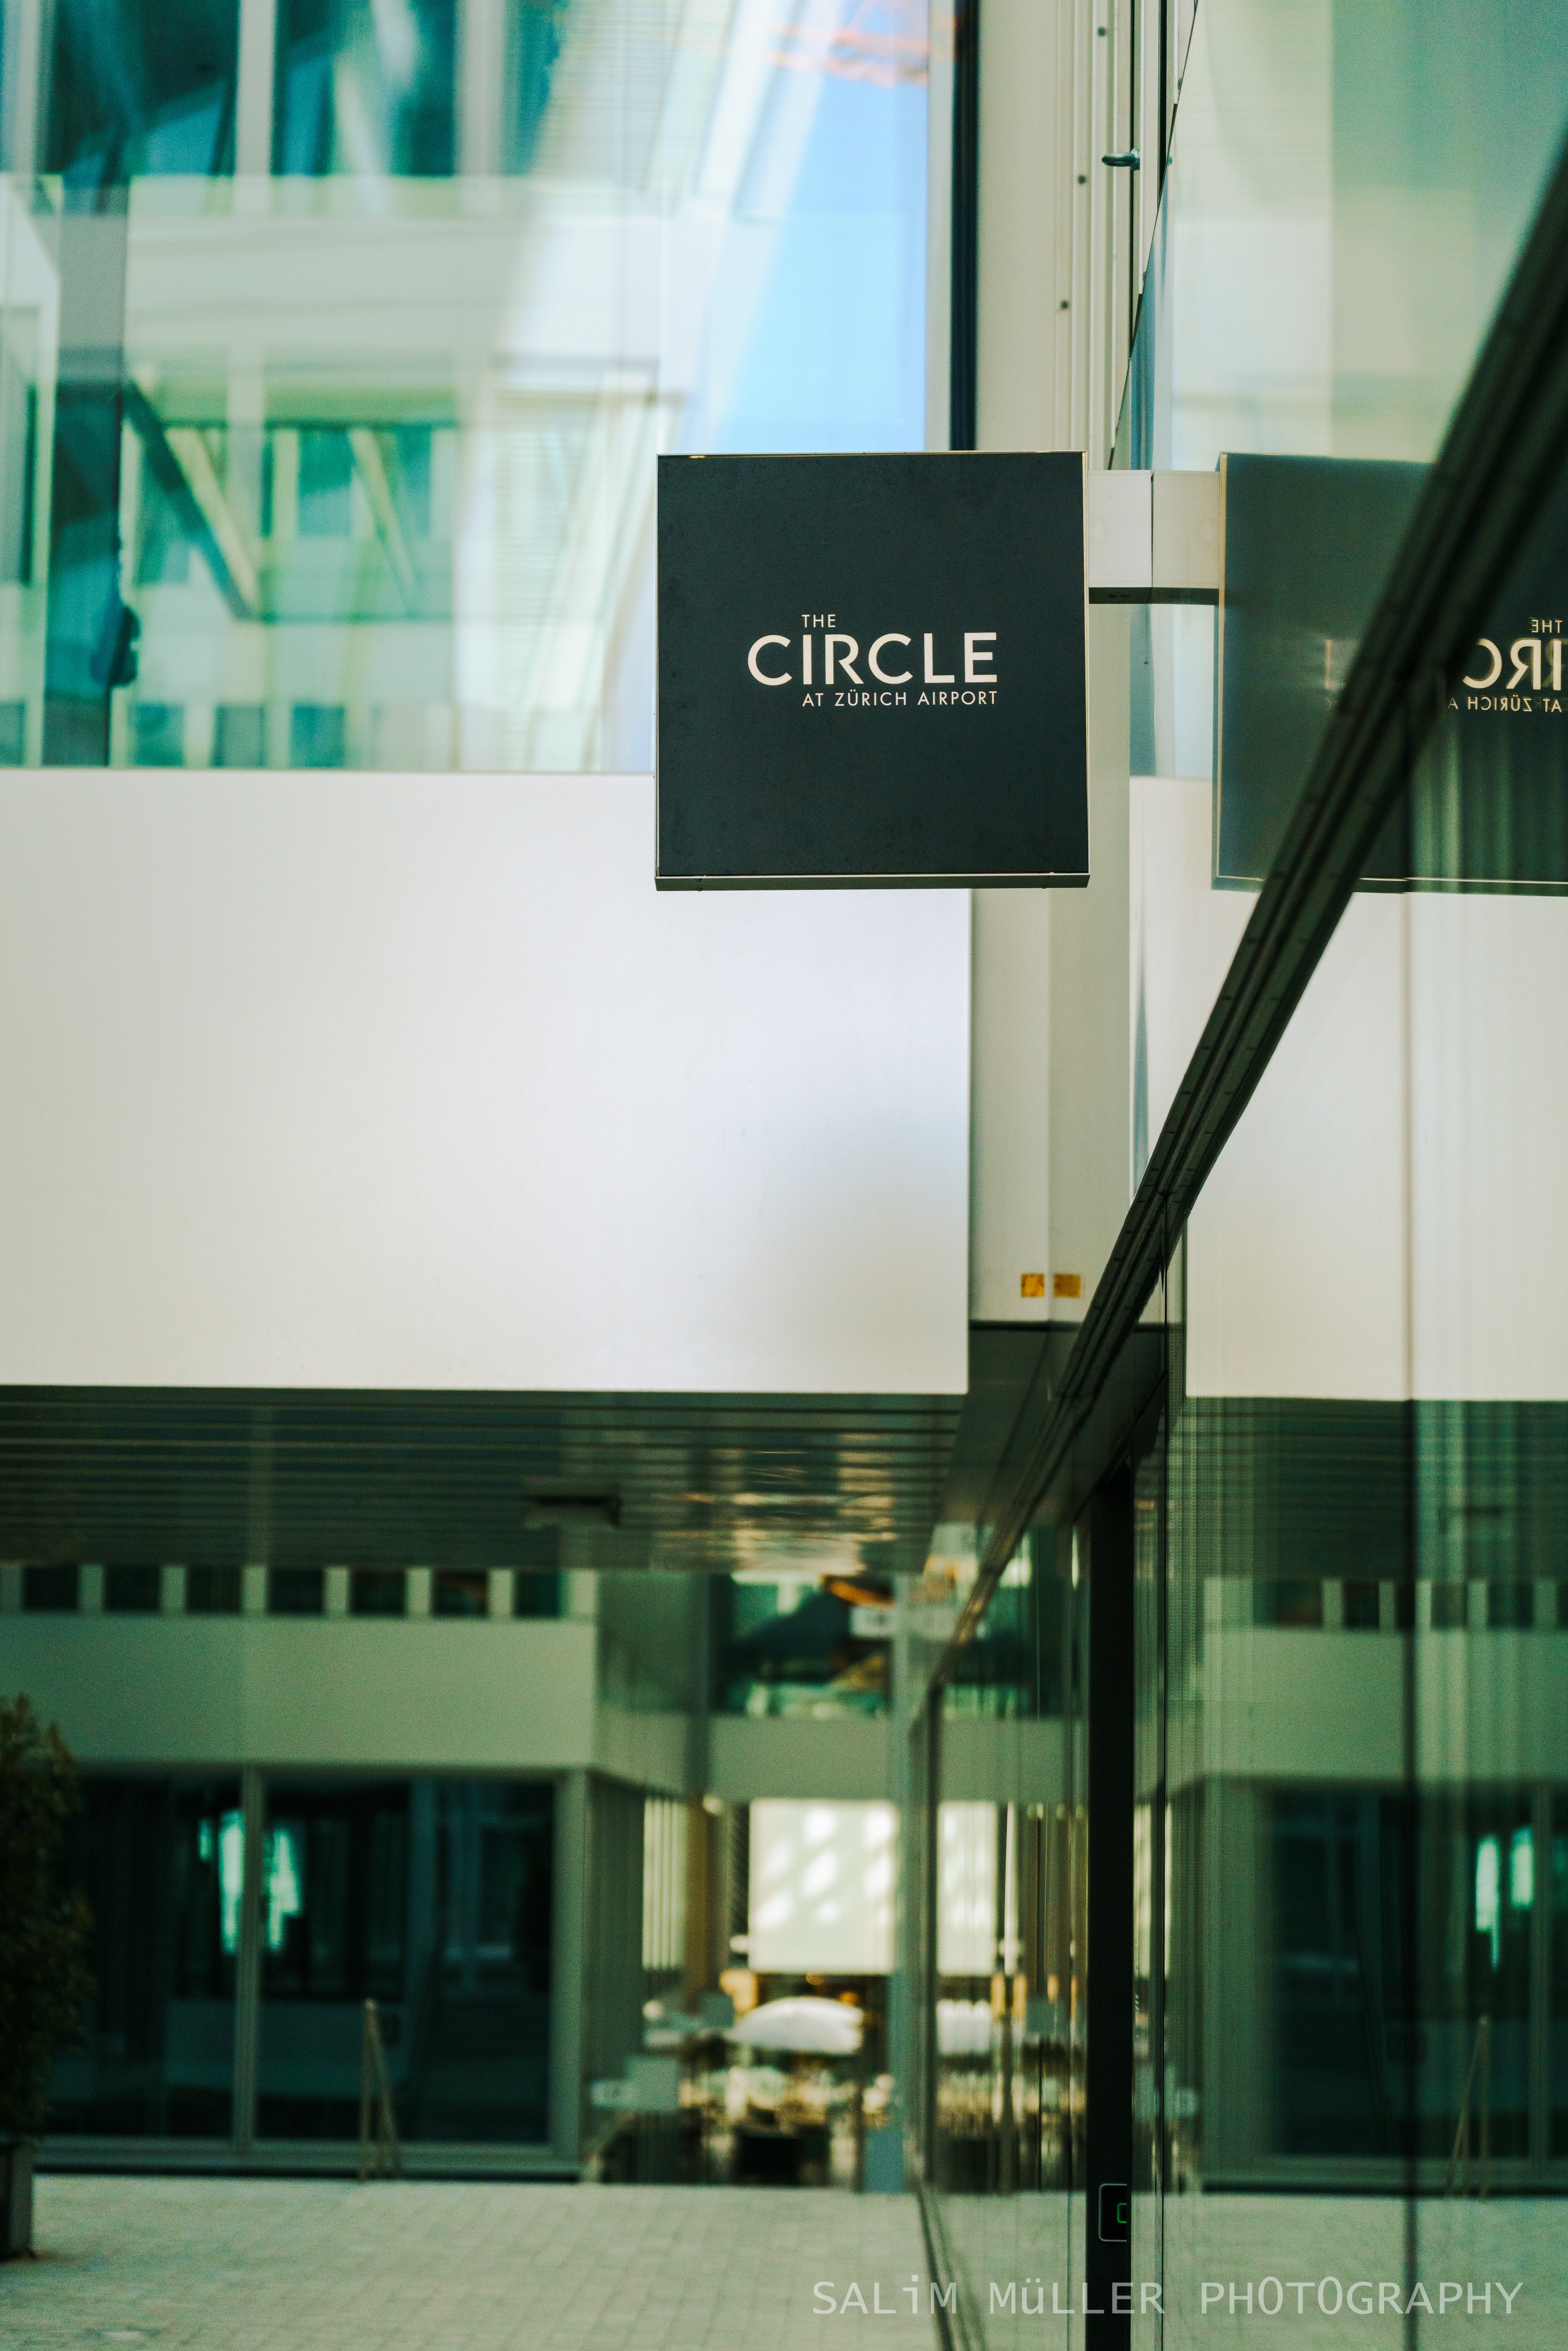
[655,451,1088,888]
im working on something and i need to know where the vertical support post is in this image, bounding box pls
[997,1800,1017,2194]
[1084,1471,1134,2349]
[948,0,980,450]
[924,0,953,453]
[234,0,278,178]
[457,0,505,176]
[1479,2012,1491,2201]
[359,2000,374,2176]
[1530,1782,1551,2173]
[42,194,132,766]
[2,0,44,179]
[883,1570,913,2191]
[232,1762,265,2155]
[550,1769,588,2165]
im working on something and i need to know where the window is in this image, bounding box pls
[23,1563,79,1611]
[105,1564,162,1612]
[433,1569,490,1618]
[289,704,346,767]
[1254,1579,1324,1629]
[1342,1580,1380,1630]
[268,1568,324,1615]
[1487,1580,1534,1630]
[133,703,185,766]
[350,1569,406,1617]
[1430,1582,1469,1630]
[213,705,266,766]
[51,1777,242,2138]
[186,1566,243,1613]
[512,1571,561,1619]
[255,1777,553,2145]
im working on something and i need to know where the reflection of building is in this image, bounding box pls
[2,0,1568,2330]
[906,2,1568,2330]
[0,0,937,2190]
[0,0,927,773]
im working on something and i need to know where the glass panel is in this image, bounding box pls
[1145,488,1568,2332]
[0,1,927,772]
[104,1562,162,1612]
[1127,0,1568,1180]
[511,1568,561,1617]
[350,1567,406,1616]
[257,1776,413,2136]
[712,1569,892,1717]
[256,1775,552,2142]
[268,1565,324,1613]
[51,1776,241,2135]
[185,1563,242,1611]
[921,1531,1080,2320]
[432,1567,488,1616]
[23,1562,78,1610]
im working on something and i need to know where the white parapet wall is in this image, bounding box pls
[0,769,970,1395]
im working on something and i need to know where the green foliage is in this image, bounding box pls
[0,1697,93,2139]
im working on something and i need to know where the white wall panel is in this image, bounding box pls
[969,890,1051,1320]
[1186,889,1568,1403]
[748,1798,897,1975]
[0,771,969,1392]
[1131,772,1252,1160]
[1410,892,1568,1403]
[0,1616,598,1770]
[1186,893,1408,1400]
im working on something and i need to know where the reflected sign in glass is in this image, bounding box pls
[1214,453,1425,888]
[655,452,1089,888]
[1216,452,1568,891]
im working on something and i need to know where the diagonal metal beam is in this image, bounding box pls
[123,384,259,621]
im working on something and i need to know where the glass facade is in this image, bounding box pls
[0,0,927,774]
[53,1776,242,2136]
[8,5,1568,2324]
[259,1776,553,2142]
[51,1771,555,2149]
[712,1570,894,1717]
[912,0,1568,2337]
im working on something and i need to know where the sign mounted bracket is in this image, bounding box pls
[1085,470,1221,605]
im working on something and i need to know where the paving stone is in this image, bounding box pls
[0,2180,936,2351]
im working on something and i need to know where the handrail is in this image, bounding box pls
[358,1997,403,2182]
[1445,2014,1492,2200]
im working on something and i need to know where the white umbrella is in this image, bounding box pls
[728,1996,863,2055]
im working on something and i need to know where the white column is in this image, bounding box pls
[233,1761,266,2152]
[457,0,506,176]
[234,0,278,178]
[2,0,43,180]
[550,1768,589,2161]
[1048,605,1132,1310]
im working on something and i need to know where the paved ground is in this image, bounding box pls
[0,2179,936,2351]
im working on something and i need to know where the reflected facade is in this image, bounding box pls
[7,0,1568,2331]
[53,1776,242,2137]
[912,0,1568,2340]
[0,0,927,773]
